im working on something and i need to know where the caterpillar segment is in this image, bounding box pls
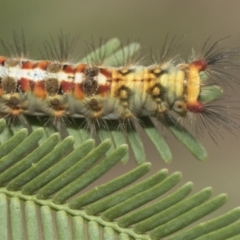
[185,60,207,113]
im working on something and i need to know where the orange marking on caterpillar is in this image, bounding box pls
[36,61,49,70]
[73,83,85,99]
[19,78,32,92]
[61,81,74,93]
[100,68,112,79]
[185,60,207,112]
[33,81,47,99]
[21,61,35,69]
[97,84,111,95]
[0,56,7,65]
[54,110,66,117]
[10,109,23,116]
[75,63,86,72]
[187,102,204,113]
[190,60,207,72]
[62,65,75,74]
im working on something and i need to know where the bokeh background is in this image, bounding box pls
[1,0,240,228]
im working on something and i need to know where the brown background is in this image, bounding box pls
[1,0,240,226]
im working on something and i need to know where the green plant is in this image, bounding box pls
[0,119,240,239]
[0,38,239,240]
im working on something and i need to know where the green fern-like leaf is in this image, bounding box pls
[0,37,239,240]
[0,119,240,240]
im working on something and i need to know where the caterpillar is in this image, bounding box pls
[0,32,239,163]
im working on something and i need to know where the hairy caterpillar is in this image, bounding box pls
[0,32,239,162]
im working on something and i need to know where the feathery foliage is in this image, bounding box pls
[0,119,240,239]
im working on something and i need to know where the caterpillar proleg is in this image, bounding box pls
[0,32,239,163]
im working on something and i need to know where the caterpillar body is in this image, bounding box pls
[0,34,239,162]
[0,58,208,118]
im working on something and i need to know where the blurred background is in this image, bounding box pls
[1,0,240,225]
